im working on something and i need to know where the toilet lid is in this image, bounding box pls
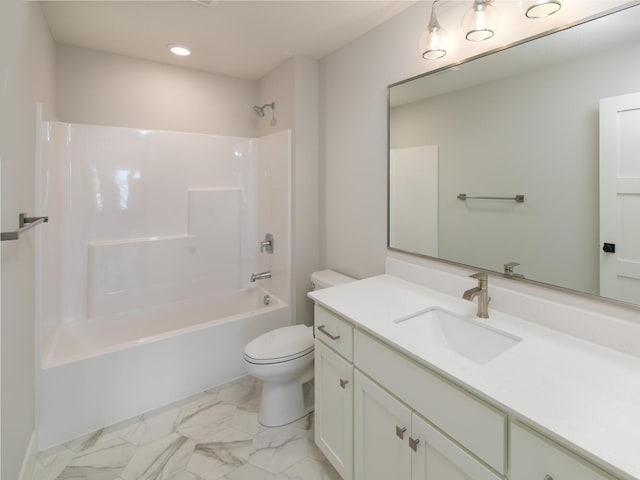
[244,324,314,364]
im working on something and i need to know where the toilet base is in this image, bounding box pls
[258,378,314,427]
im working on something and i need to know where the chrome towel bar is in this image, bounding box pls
[1,213,49,241]
[457,193,525,203]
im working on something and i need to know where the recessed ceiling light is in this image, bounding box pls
[168,44,191,56]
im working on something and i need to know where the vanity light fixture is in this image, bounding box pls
[522,0,562,18]
[168,44,191,56]
[421,0,561,60]
[462,0,499,42]
[420,0,449,60]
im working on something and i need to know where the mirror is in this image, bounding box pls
[388,4,640,307]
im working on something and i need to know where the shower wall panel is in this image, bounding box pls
[40,124,257,325]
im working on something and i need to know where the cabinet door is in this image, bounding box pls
[511,422,615,480]
[354,370,411,480]
[411,414,502,480]
[315,340,353,480]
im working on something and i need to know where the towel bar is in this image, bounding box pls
[1,213,49,241]
[457,193,525,203]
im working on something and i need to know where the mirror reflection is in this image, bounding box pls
[388,5,640,306]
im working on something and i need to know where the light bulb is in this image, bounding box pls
[420,1,448,60]
[462,0,499,42]
[168,44,191,56]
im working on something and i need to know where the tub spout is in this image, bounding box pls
[250,271,272,282]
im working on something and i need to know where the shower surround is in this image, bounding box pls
[36,122,291,448]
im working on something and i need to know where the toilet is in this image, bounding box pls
[243,270,355,427]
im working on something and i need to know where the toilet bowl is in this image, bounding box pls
[243,269,355,427]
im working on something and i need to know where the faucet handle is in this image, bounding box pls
[504,262,520,273]
[469,272,488,281]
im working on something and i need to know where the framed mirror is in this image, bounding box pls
[388,4,640,307]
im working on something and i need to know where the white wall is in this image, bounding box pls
[56,44,259,138]
[319,0,633,280]
[0,1,56,478]
[258,57,320,326]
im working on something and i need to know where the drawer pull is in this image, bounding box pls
[396,426,407,439]
[339,378,349,389]
[409,437,420,451]
[317,325,341,341]
[544,476,553,480]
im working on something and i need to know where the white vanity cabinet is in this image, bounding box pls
[314,306,354,480]
[510,422,616,480]
[313,303,626,480]
[354,330,506,474]
[354,370,501,480]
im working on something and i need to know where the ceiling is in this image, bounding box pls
[40,0,417,80]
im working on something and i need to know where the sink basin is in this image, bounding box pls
[393,307,521,364]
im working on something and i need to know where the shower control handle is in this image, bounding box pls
[260,233,274,254]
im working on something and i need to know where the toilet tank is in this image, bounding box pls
[310,270,355,290]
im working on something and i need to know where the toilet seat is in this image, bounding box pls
[244,324,314,365]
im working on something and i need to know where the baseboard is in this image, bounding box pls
[18,432,37,480]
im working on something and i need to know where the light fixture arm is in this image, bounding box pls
[428,0,442,32]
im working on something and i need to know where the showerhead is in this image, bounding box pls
[252,102,275,118]
[253,105,265,117]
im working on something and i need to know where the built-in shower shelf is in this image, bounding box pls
[88,234,195,247]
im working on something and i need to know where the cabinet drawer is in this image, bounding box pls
[511,422,615,480]
[315,306,353,361]
[354,330,506,474]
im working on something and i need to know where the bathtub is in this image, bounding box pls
[36,287,289,449]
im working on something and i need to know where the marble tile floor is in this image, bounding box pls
[34,376,340,480]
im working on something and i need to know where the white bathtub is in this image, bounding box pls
[36,287,289,449]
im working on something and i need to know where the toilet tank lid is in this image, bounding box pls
[311,270,356,289]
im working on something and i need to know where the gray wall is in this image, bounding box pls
[390,41,640,294]
[56,44,259,137]
[319,0,631,281]
[0,1,56,478]
[258,57,320,326]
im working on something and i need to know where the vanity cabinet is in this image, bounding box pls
[354,370,501,480]
[510,422,615,480]
[313,304,624,480]
[314,306,354,480]
[354,330,506,474]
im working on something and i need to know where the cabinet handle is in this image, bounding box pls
[409,437,420,451]
[339,378,349,389]
[317,325,341,341]
[396,426,407,439]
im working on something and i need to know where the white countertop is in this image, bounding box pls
[309,274,640,480]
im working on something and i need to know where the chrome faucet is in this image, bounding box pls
[250,271,272,282]
[463,272,491,318]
